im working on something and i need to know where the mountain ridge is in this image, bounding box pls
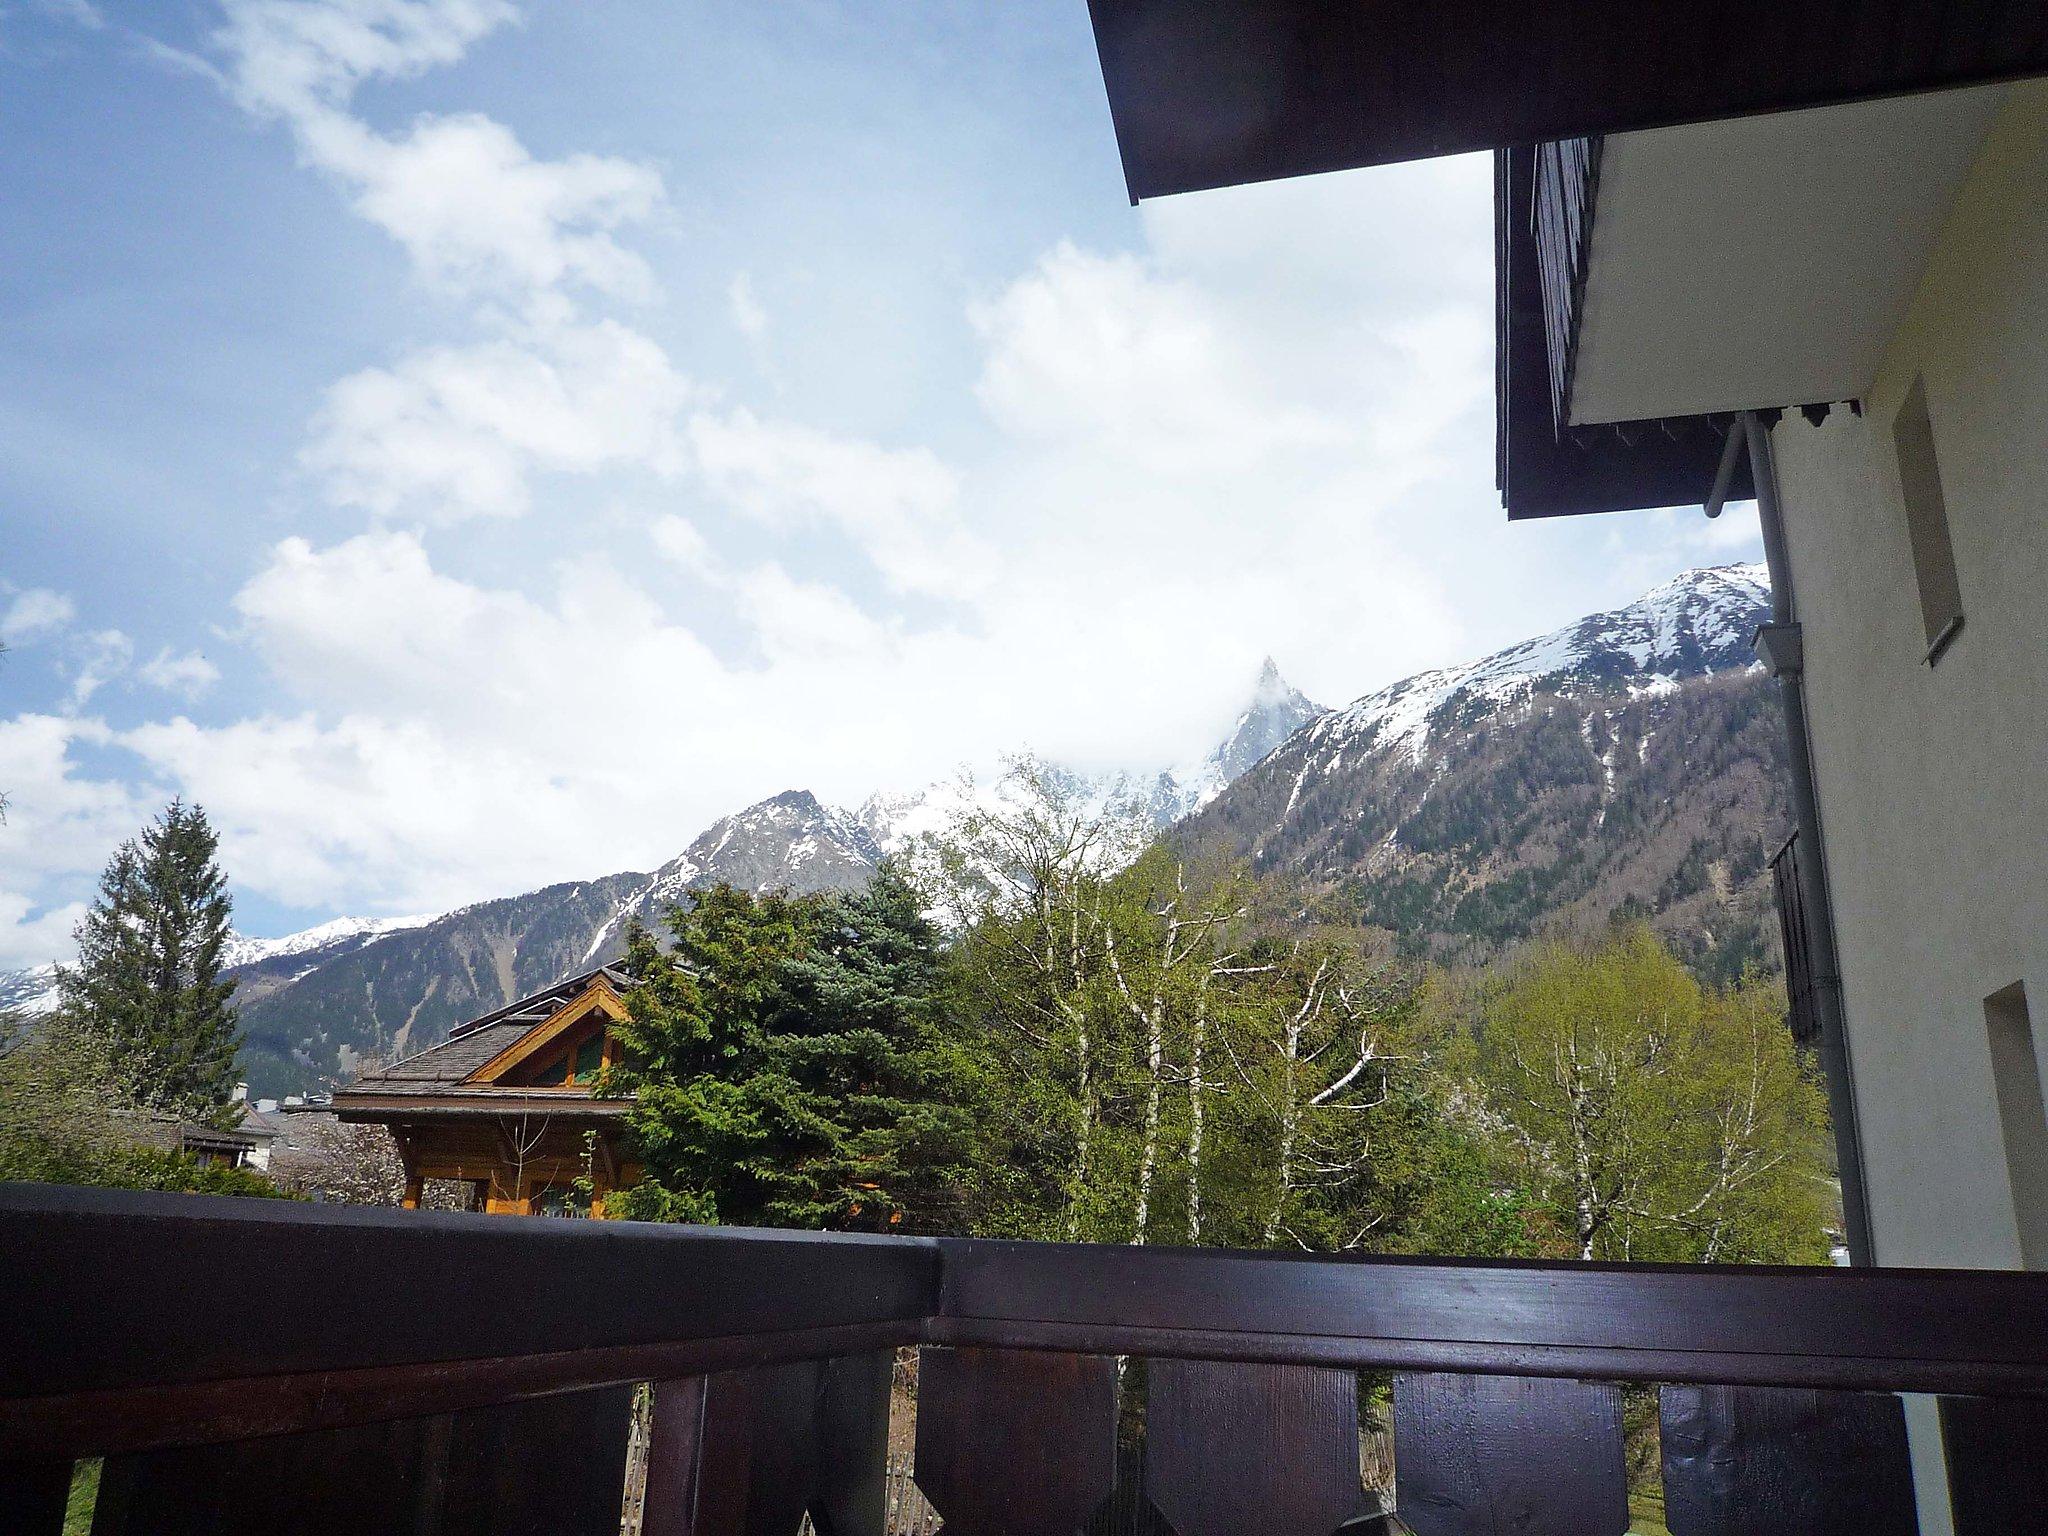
[1179,562,1785,974]
[8,564,1787,1094]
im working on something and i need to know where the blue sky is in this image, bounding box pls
[0,0,1762,964]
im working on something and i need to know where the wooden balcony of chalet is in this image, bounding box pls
[7,1184,2048,1535]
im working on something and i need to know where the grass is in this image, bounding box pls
[1629,1485,1674,1536]
[64,1460,99,1536]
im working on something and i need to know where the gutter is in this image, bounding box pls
[1708,411,1876,1266]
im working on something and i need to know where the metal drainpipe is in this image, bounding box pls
[1737,408,1876,1267]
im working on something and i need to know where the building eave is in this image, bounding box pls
[1495,147,1750,520]
[332,1093,633,1121]
[1086,0,2048,202]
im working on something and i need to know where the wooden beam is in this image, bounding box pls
[1392,1373,1629,1536]
[16,1186,2048,1473]
[89,1387,633,1536]
[6,1322,921,1464]
[930,1236,2048,1395]
[1145,1361,1377,1536]
[0,1186,937,1460]
[1660,1385,1916,1536]
[914,1348,1118,1536]
[0,1460,74,1535]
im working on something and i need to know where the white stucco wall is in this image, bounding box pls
[1771,78,2048,1275]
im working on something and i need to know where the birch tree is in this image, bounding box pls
[1220,935,1422,1250]
[1478,927,1830,1263]
[934,756,1149,1239]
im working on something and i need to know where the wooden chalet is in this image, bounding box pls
[333,965,640,1216]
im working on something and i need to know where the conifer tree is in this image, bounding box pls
[56,800,243,1123]
[611,871,971,1231]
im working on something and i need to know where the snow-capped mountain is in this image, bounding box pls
[1181,563,1786,974]
[1305,561,1768,769]
[854,660,1324,857]
[219,662,1313,1092]
[11,566,1787,1092]
[0,915,443,1020]
[220,914,440,973]
[1160,656,1326,813]
[0,964,59,1017]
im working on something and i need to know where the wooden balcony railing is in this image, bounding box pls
[6,1183,2048,1534]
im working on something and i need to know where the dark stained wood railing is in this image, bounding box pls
[7,1184,2048,1534]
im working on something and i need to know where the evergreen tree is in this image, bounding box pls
[759,867,975,1230]
[55,801,243,1123]
[611,871,971,1231]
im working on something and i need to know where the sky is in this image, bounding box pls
[0,0,1763,965]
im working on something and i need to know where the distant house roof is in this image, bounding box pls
[336,964,633,1110]
[119,1111,264,1157]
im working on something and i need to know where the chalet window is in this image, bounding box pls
[572,1035,603,1084]
[1890,376,1965,665]
[1986,983,2048,1267]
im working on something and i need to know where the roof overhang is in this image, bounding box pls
[332,1093,630,1121]
[1566,88,2005,426]
[1086,0,2048,201]
[1085,2,2048,520]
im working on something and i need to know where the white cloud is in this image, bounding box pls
[66,629,131,707]
[217,1,661,305]
[0,894,87,974]
[688,408,987,600]
[728,272,767,340]
[971,241,1338,475]
[0,18,1754,976]
[322,111,664,301]
[1,588,76,642]
[305,317,695,521]
[0,716,143,866]
[139,648,222,698]
[217,0,517,123]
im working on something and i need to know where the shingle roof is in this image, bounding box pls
[341,964,631,1097]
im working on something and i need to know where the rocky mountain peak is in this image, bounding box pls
[1152,657,1326,815]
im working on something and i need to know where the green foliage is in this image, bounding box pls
[0,1009,289,1198]
[54,800,243,1124]
[611,867,973,1231]
[1476,926,1831,1263]
[64,1460,100,1536]
[606,759,1828,1272]
[925,761,1540,1257]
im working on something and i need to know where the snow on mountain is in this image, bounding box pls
[0,963,60,1016]
[648,790,881,909]
[858,660,1324,856]
[1299,562,1768,769]
[220,913,440,972]
[1179,563,1785,971]
[1159,656,1326,815]
[1,915,442,1017]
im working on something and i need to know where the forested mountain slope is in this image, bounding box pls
[1179,566,1789,976]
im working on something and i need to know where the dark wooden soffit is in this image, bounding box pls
[1085,0,2048,201]
[1493,146,1750,519]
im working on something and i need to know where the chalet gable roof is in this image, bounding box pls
[337,964,633,1102]
[465,977,628,1086]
